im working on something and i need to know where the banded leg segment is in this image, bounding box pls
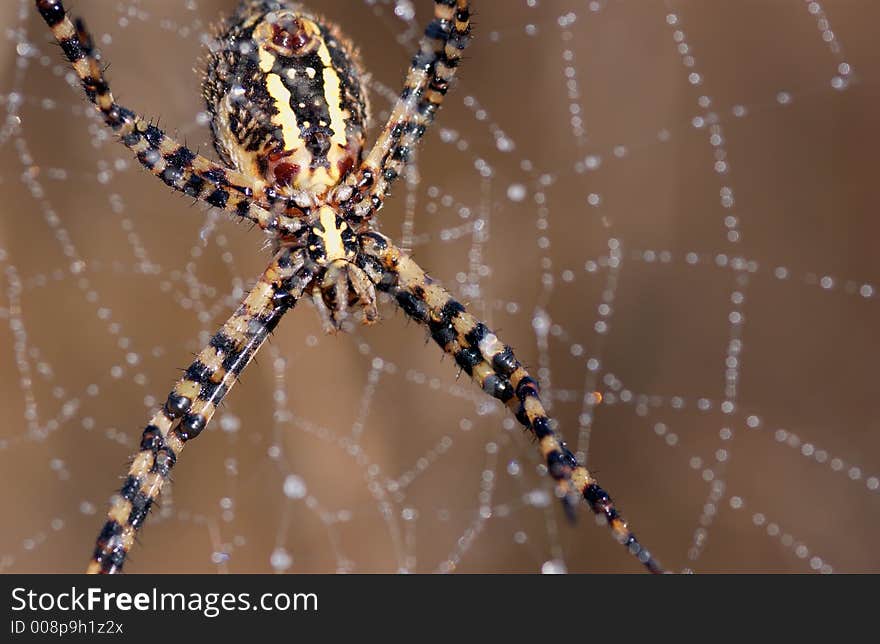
[88,248,314,574]
[342,0,471,223]
[359,234,663,573]
[34,0,304,235]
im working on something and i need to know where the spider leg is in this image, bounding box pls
[311,284,338,335]
[327,264,351,328]
[341,0,471,224]
[359,233,664,574]
[34,0,304,235]
[348,263,380,324]
[87,247,314,574]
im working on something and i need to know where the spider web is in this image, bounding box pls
[1,0,878,574]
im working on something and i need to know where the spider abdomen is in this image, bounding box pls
[204,1,369,195]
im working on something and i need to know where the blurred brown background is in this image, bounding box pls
[1,0,879,574]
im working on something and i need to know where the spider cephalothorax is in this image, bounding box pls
[36,0,664,575]
[302,205,378,332]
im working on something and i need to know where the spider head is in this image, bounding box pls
[204,2,369,196]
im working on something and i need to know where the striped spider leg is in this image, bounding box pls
[339,0,471,224]
[344,0,664,572]
[359,234,665,574]
[35,0,306,235]
[89,247,314,574]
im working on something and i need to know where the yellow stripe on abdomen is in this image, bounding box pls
[316,40,348,147]
[259,48,301,150]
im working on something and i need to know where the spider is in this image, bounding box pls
[35,0,663,574]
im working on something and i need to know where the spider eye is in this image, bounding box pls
[258,13,319,57]
[273,22,310,54]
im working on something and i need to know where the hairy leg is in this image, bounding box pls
[341,0,471,224]
[34,0,304,234]
[359,233,664,573]
[88,248,314,573]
